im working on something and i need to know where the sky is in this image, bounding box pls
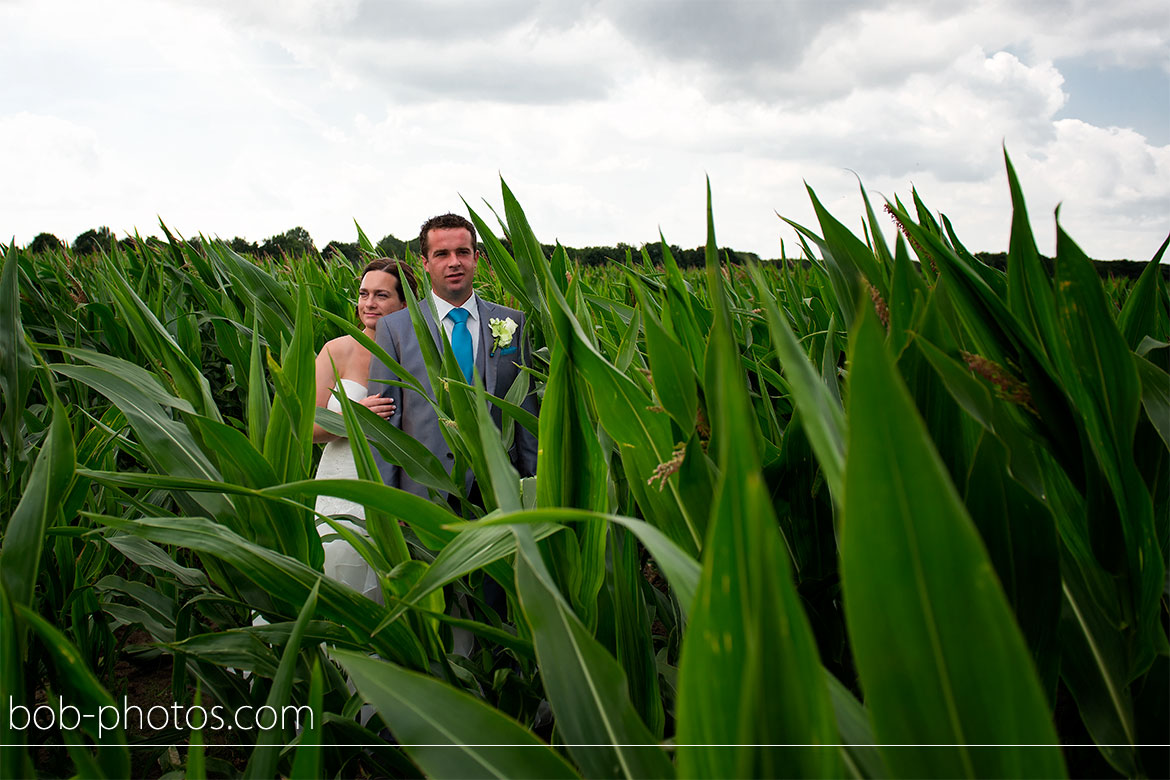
[2,0,1167,261]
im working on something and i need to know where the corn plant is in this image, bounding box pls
[0,149,1166,778]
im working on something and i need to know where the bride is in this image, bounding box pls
[311,257,418,602]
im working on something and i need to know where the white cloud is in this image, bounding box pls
[1017,120,1170,255]
[0,0,1165,262]
[1013,0,1170,67]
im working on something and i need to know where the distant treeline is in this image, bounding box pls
[969,252,1167,282]
[19,227,1166,282]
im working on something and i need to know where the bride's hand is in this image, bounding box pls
[361,395,396,419]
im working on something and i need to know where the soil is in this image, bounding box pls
[32,628,249,779]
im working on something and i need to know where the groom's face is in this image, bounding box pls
[423,227,478,306]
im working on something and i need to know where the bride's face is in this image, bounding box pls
[357,270,404,329]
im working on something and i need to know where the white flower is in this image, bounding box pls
[489,317,518,351]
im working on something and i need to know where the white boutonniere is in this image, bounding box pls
[489,317,518,353]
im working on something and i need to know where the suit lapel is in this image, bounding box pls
[479,297,497,392]
[420,301,443,352]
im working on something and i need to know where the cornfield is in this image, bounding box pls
[1,151,1167,778]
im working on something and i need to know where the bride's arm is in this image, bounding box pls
[312,337,348,443]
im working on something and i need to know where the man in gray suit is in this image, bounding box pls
[367,213,538,499]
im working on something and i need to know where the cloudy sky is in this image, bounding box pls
[3,0,1167,261]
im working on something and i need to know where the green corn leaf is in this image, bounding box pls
[825,671,886,779]
[0,248,34,486]
[471,375,523,512]
[386,521,561,624]
[0,396,74,610]
[886,199,1040,368]
[213,240,296,338]
[886,231,929,353]
[396,265,448,416]
[512,525,674,779]
[856,175,894,270]
[472,507,701,617]
[464,195,533,316]
[840,305,1065,777]
[96,574,179,642]
[398,603,535,659]
[0,584,33,779]
[247,312,271,449]
[335,648,579,779]
[1004,149,1058,359]
[748,262,846,507]
[288,657,325,780]
[268,284,317,483]
[1052,223,1163,675]
[498,179,552,328]
[333,366,411,566]
[658,235,708,371]
[551,272,701,552]
[820,312,843,407]
[676,182,840,778]
[354,218,377,255]
[616,304,644,373]
[1116,234,1169,350]
[536,288,612,627]
[185,683,207,780]
[17,603,130,779]
[1135,354,1170,451]
[912,335,1049,501]
[1043,446,1142,776]
[88,512,428,670]
[537,286,610,515]
[186,414,302,560]
[43,345,197,413]
[314,403,461,498]
[643,303,698,433]
[104,534,208,587]
[807,182,889,300]
[165,630,283,679]
[51,362,231,518]
[483,180,705,552]
[611,526,665,738]
[1058,544,1140,776]
[78,468,460,553]
[245,581,319,780]
[103,260,220,421]
[778,218,859,329]
[963,432,1062,698]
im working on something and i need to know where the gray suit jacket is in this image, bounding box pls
[367,294,539,498]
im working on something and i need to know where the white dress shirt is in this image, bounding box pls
[430,290,480,364]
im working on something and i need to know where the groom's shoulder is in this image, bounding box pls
[383,308,414,327]
[480,297,524,321]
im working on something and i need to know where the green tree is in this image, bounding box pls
[376,232,416,259]
[27,233,62,254]
[72,227,115,255]
[228,237,259,255]
[261,226,316,258]
[323,240,361,265]
[117,235,161,252]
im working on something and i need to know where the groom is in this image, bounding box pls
[367,213,538,498]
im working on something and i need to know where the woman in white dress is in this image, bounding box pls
[311,257,418,602]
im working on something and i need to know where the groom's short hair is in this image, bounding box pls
[418,213,477,258]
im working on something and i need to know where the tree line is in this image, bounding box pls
[19,226,1163,281]
[22,226,763,267]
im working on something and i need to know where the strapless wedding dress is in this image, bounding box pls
[314,378,381,603]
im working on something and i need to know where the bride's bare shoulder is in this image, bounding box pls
[319,334,361,366]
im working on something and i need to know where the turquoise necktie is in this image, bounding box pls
[447,307,474,383]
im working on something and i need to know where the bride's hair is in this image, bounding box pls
[356,258,420,318]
